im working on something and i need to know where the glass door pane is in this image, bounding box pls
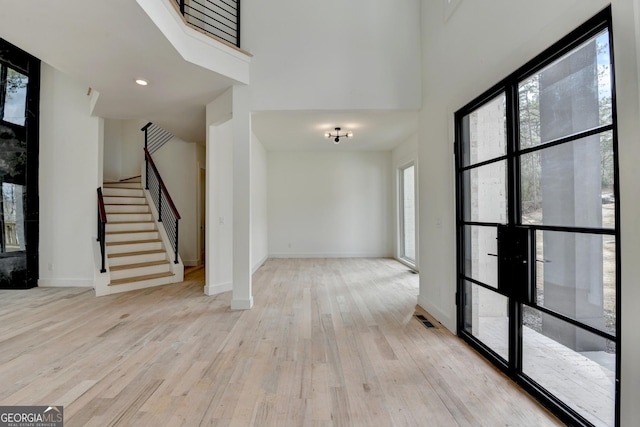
[533,230,615,336]
[461,93,507,167]
[518,30,612,150]
[463,281,509,361]
[464,225,498,289]
[522,307,615,427]
[520,132,614,228]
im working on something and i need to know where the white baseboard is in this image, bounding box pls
[252,255,268,274]
[182,259,198,267]
[417,294,456,333]
[395,257,418,271]
[269,252,392,259]
[231,296,254,310]
[205,281,232,296]
[39,278,94,287]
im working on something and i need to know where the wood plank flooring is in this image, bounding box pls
[0,259,563,426]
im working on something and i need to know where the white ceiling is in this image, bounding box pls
[0,0,236,142]
[252,110,419,151]
[1,1,419,148]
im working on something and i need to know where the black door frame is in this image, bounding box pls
[454,7,620,427]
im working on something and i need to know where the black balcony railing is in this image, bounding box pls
[142,122,174,155]
[175,0,240,47]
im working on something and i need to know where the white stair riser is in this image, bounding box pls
[100,275,177,296]
[103,182,141,189]
[108,252,167,267]
[106,222,156,233]
[106,231,159,243]
[107,213,153,222]
[110,263,171,280]
[103,188,144,197]
[105,205,149,213]
[103,196,146,205]
[106,241,163,254]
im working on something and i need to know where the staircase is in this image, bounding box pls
[96,178,182,296]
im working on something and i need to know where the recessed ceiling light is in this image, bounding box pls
[135,79,148,86]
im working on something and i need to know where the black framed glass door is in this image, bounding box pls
[455,8,619,427]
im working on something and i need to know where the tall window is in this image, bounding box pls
[0,38,40,289]
[455,8,618,427]
[399,163,416,265]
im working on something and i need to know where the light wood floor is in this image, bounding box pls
[0,258,563,426]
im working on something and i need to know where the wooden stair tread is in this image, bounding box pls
[108,220,155,224]
[104,176,141,184]
[108,249,166,258]
[106,239,161,246]
[110,260,169,271]
[103,195,145,198]
[106,212,152,215]
[106,230,157,235]
[109,271,174,286]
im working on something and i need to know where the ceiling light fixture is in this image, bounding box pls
[135,79,148,86]
[324,127,353,144]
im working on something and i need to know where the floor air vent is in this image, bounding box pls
[415,314,436,329]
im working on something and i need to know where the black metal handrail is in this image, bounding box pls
[97,187,107,273]
[144,148,181,264]
[174,0,240,47]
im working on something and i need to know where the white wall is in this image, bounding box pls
[418,0,640,424]
[39,63,102,286]
[243,0,421,111]
[103,119,122,181]
[152,138,199,266]
[103,118,146,182]
[121,119,146,178]
[392,134,419,267]
[205,119,233,293]
[251,132,268,271]
[204,92,233,295]
[196,143,206,265]
[268,151,392,257]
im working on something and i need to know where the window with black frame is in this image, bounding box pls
[0,38,39,289]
